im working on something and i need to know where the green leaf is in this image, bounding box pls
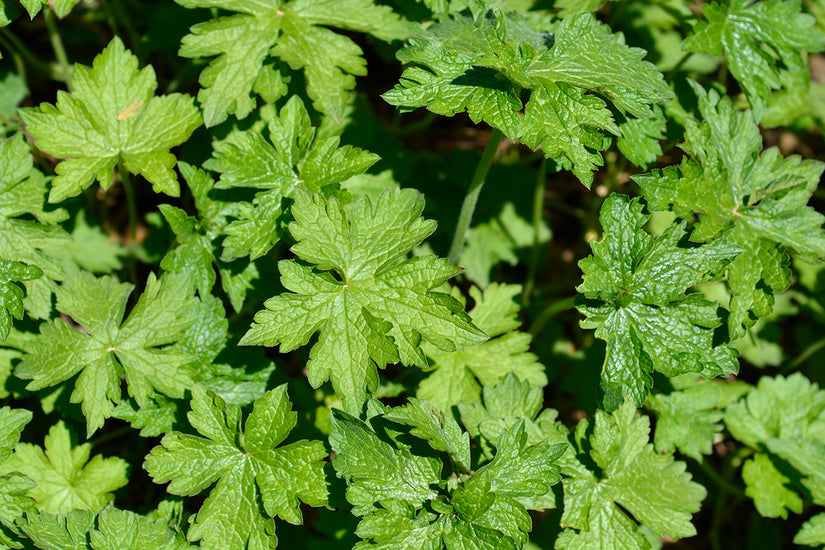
[20,509,96,550]
[384,398,472,472]
[647,375,748,461]
[418,284,546,412]
[21,38,201,202]
[576,193,741,409]
[160,162,259,312]
[0,407,34,549]
[683,0,825,118]
[635,85,825,338]
[725,373,825,511]
[65,211,124,274]
[144,385,328,550]
[20,0,82,18]
[0,421,128,514]
[18,508,190,550]
[175,0,411,126]
[16,271,200,435]
[206,96,379,261]
[0,133,70,319]
[0,257,42,341]
[385,9,669,185]
[241,189,487,413]
[330,401,561,548]
[796,513,825,547]
[558,402,707,548]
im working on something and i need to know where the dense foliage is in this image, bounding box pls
[1,0,825,548]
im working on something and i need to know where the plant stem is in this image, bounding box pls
[44,8,72,89]
[530,296,577,336]
[782,336,825,374]
[664,51,694,79]
[0,30,55,79]
[118,160,138,244]
[447,128,503,266]
[694,458,746,498]
[522,158,546,307]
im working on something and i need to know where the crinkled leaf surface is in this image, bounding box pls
[725,374,825,514]
[205,96,379,261]
[15,271,200,434]
[0,258,42,341]
[241,189,487,413]
[18,508,190,550]
[576,193,741,409]
[384,8,669,184]
[0,421,127,515]
[175,0,410,126]
[418,284,546,412]
[330,400,562,548]
[557,402,706,549]
[144,385,328,550]
[0,134,70,319]
[21,38,201,202]
[635,85,825,338]
[683,0,825,118]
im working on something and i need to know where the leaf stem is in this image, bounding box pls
[44,8,72,89]
[664,51,694,79]
[522,158,546,307]
[447,128,503,266]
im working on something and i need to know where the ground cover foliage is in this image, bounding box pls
[1,0,825,548]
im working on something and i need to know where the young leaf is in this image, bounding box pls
[144,385,328,550]
[241,189,487,413]
[21,38,201,202]
[683,0,825,118]
[725,374,825,516]
[329,400,563,548]
[0,258,42,341]
[0,421,128,514]
[384,8,670,184]
[634,85,825,338]
[0,407,34,549]
[16,271,200,435]
[205,96,379,261]
[175,0,411,126]
[576,193,741,409]
[557,402,707,549]
[418,284,546,412]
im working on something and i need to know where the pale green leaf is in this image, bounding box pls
[242,189,487,413]
[0,422,127,514]
[176,0,411,126]
[144,386,328,550]
[418,284,546,412]
[15,272,200,434]
[21,38,201,202]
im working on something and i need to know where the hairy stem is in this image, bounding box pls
[530,296,577,336]
[522,158,547,307]
[447,128,503,266]
[118,160,138,244]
